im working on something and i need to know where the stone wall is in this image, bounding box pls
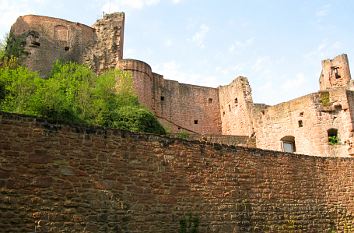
[170,134,256,148]
[219,77,255,136]
[117,59,154,109]
[10,15,96,76]
[84,13,125,72]
[0,112,353,232]
[117,59,222,135]
[10,13,125,76]
[152,76,222,135]
[320,54,352,91]
[254,88,354,157]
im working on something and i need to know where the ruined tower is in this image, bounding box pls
[84,12,125,72]
[10,15,96,76]
[319,54,352,90]
[9,13,125,76]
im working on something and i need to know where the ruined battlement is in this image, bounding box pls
[7,13,354,157]
[320,54,352,91]
[12,15,95,35]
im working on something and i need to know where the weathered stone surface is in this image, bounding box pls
[0,111,353,232]
[10,13,124,76]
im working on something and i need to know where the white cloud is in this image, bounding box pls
[281,72,307,90]
[316,4,330,18]
[101,0,160,13]
[191,24,209,48]
[304,39,343,61]
[228,37,254,53]
[153,60,219,87]
[252,56,272,73]
[164,39,173,47]
[172,0,182,4]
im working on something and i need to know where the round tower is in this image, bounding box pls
[116,59,154,111]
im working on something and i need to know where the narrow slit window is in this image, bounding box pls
[208,98,213,103]
[194,120,198,124]
[298,120,303,127]
[160,96,165,101]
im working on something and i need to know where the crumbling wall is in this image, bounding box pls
[10,13,125,76]
[84,12,125,72]
[254,88,353,157]
[0,112,353,232]
[320,54,352,90]
[10,15,96,76]
[346,90,354,155]
[218,77,254,136]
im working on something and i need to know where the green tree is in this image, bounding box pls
[0,61,166,135]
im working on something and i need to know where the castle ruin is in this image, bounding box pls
[9,13,354,157]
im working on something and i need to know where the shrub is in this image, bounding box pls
[176,130,190,139]
[328,135,340,145]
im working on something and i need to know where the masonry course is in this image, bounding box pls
[0,111,353,232]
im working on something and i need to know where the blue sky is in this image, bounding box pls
[1,0,353,104]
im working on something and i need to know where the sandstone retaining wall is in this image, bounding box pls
[0,112,353,232]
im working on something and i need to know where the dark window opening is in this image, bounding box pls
[64,46,70,51]
[299,112,304,117]
[30,41,40,47]
[328,128,338,137]
[334,104,342,111]
[281,136,296,153]
[160,96,165,101]
[228,105,231,111]
[194,120,198,124]
[327,128,339,144]
[234,98,238,104]
[208,98,213,103]
[222,111,225,116]
[298,120,303,128]
[332,66,341,79]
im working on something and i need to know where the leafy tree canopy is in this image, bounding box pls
[0,60,165,135]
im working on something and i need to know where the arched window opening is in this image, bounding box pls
[281,136,296,153]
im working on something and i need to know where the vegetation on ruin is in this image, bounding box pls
[179,213,199,233]
[328,135,340,145]
[320,91,330,106]
[176,130,190,140]
[0,59,166,134]
[1,33,28,59]
[0,38,5,61]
